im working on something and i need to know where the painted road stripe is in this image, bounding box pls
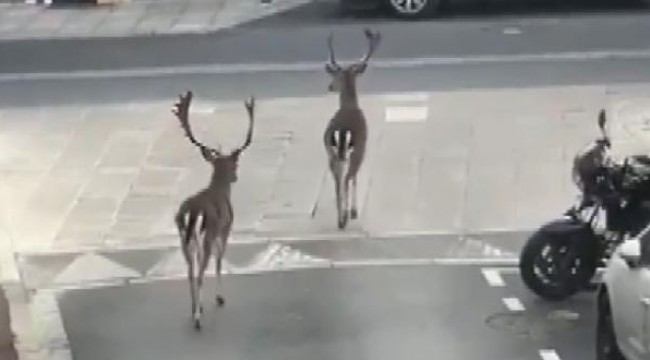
[481,268,506,287]
[539,349,562,360]
[7,49,650,82]
[385,106,428,123]
[503,297,525,312]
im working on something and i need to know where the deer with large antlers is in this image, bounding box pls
[172,91,255,330]
[323,28,381,229]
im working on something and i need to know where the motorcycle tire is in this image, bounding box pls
[519,226,598,301]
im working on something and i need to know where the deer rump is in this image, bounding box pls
[176,203,230,258]
[328,128,355,161]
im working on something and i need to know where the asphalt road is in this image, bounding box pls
[3,1,650,107]
[4,57,650,107]
[56,264,594,360]
[2,1,650,73]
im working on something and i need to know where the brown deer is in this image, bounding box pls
[323,28,381,229]
[172,91,255,330]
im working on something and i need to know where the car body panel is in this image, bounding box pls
[603,236,650,360]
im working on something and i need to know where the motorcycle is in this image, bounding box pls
[519,109,650,301]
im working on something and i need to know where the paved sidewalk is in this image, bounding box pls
[0,0,311,41]
[2,84,650,359]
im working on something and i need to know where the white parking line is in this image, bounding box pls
[502,297,525,312]
[385,106,428,123]
[539,349,562,360]
[481,268,505,287]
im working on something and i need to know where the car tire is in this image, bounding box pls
[384,0,442,18]
[597,294,627,360]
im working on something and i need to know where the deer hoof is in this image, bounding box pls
[216,296,225,307]
[350,209,358,219]
[338,217,347,230]
[193,319,202,331]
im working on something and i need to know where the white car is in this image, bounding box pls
[597,229,650,360]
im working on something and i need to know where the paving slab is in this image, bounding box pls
[0,0,313,41]
[1,86,650,256]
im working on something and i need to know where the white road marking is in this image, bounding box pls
[481,268,506,287]
[539,349,562,360]
[503,297,525,312]
[6,49,650,82]
[385,106,428,123]
[503,27,522,35]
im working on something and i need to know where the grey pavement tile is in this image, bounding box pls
[0,170,46,223]
[109,217,158,240]
[22,10,73,32]
[97,131,153,170]
[363,125,426,233]
[134,12,179,34]
[93,14,143,34]
[463,161,519,232]
[116,194,173,220]
[57,10,110,35]
[131,167,183,195]
[409,157,466,233]
[421,117,473,161]
[512,160,568,229]
[264,138,323,217]
[514,117,566,163]
[79,169,138,199]
[8,170,85,251]
[170,11,213,31]
[62,197,119,228]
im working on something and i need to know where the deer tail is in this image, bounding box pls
[175,207,198,247]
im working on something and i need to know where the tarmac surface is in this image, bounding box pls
[56,263,595,360]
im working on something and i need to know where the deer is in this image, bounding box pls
[323,28,381,229]
[171,90,255,330]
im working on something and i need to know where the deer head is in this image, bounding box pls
[172,91,256,183]
[325,28,381,93]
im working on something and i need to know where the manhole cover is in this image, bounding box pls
[485,310,579,340]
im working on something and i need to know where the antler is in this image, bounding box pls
[327,33,342,70]
[172,91,221,156]
[356,28,381,67]
[231,96,256,156]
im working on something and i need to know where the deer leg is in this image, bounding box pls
[350,175,358,220]
[215,250,225,307]
[193,229,214,330]
[336,161,348,229]
[329,157,346,229]
[181,238,198,327]
[214,235,227,307]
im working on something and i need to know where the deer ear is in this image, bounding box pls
[325,63,337,74]
[200,148,215,162]
[353,63,368,74]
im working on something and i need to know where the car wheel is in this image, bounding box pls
[384,0,441,18]
[597,295,627,360]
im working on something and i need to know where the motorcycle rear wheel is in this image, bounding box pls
[519,227,598,301]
